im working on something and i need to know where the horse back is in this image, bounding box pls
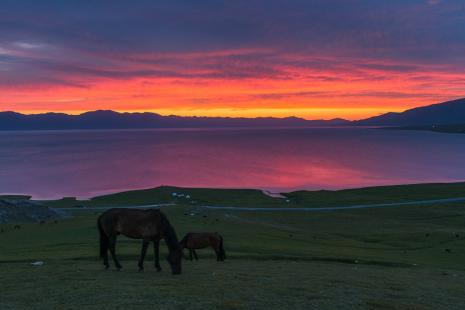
[98,208,163,240]
[181,232,221,249]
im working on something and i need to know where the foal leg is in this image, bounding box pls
[193,249,199,261]
[108,235,122,270]
[138,240,150,272]
[153,240,162,272]
[189,249,193,261]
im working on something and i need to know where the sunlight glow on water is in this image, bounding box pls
[1,127,464,199]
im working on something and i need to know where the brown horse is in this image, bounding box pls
[179,232,226,261]
[97,208,182,274]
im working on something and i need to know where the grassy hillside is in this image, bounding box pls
[45,186,284,208]
[395,124,465,134]
[284,182,465,207]
[44,182,465,209]
[1,192,465,309]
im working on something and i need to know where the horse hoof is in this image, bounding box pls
[138,267,144,272]
[116,267,122,271]
[156,267,162,272]
[104,265,109,270]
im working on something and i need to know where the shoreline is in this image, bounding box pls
[2,181,464,211]
[3,180,465,203]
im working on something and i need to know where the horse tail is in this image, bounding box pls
[218,234,226,260]
[98,217,109,258]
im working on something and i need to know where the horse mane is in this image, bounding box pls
[159,211,180,251]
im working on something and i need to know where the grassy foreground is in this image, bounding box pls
[1,183,465,309]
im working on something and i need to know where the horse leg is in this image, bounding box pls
[100,236,110,269]
[193,249,199,261]
[219,236,226,261]
[108,235,122,270]
[103,249,109,269]
[138,240,149,272]
[213,245,221,261]
[189,249,193,261]
[153,240,162,272]
[98,221,110,269]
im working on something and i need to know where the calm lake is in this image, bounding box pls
[1,127,464,199]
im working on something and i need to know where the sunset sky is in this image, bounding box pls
[1,0,465,120]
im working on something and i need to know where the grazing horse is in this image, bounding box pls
[97,208,182,274]
[179,232,226,261]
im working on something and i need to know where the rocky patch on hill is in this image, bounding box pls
[0,199,69,224]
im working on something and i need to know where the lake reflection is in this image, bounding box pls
[0,127,464,199]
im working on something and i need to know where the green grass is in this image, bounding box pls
[45,186,284,208]
[2,183,465,309]
[285,182,465,207]
[0,195,32,200]
[45,182,465,209]
[2,259,464,310]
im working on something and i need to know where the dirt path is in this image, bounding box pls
[197,196,465,211]
[55,196,465,212]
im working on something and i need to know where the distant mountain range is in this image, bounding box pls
[354,97,465,126]
[0,110,349,130]
[1,97,464,130]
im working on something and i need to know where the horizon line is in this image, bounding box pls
[0,107,398,122]
[0,109,354,121]
[2,96,464,121]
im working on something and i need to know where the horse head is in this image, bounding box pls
[166,245,183,275]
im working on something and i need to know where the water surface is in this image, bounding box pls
[1,127,464,199]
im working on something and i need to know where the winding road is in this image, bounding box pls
[55,196,465,212]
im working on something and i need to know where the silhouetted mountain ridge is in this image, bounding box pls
[0,110,349,130]
[355,97,465,126]
[2,97,465,130]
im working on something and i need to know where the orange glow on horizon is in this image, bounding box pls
[2,50,465,120]
[14,107,399,120]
